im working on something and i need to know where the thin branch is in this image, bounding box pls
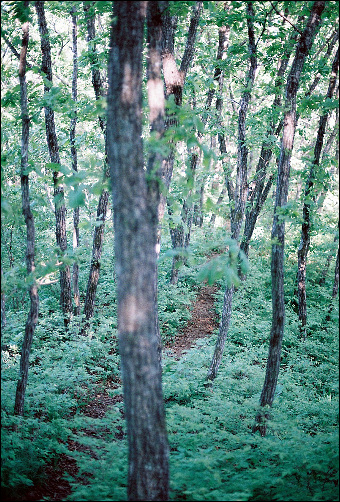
[269,1,303,34]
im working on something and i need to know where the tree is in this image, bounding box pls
[207,1,257,382]
[254,0,326,436]
[70,5,80,316]
[14,2,39,417]
[35,0,73,323]
[297,47,339,336]
[81,1,110,332]
[107,2,169,499]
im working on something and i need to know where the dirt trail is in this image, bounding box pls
[11,283,219,502]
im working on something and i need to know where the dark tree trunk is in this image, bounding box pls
[107,2,169,500]
[35,1,72,323]
[14,13,39,417]
[298,48,339,336]
[70,6,80,316]
[207,2,257,382]
[254,1,325,437]
[81,1,110,331]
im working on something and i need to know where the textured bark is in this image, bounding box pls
[297,48,338,336]
[35,1,72,321]
[107,2,169,500]
[70,6,80,316]
[81,1,110,331]
[147,1,168,357]
[254,1,325,436]
[207,2,256,382]
[14,15,39,416]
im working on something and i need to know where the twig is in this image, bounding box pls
[269,1,303,34]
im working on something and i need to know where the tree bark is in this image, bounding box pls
[297,48,339,336]
[158,1,202,245]
[207,1,257,381]
[254,1,325,436]
[146,1,168,357]
[14,12,39,417]
[107,2,169,500]
[81,1,110,331]
[70,6,80,316]
[35,1,73,323]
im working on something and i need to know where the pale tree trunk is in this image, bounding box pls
[170,4,230,282]
[107,2,169,500]
[70,6,80,316]
[35,1,73,323]
[81,1,110,332]
[297,48,338,337]
[159,1,202,251]
[254,1,325,437]
[14,13,39,417]
[207,1,257,382]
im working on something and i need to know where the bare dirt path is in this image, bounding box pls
[10,283,219,501]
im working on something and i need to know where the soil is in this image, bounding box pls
[4,283,219,502]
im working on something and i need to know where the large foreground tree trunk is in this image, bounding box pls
[297,48,338,336]
[254,1,325,437]
[107,2,169,500]
[14,12,39,416]
[35,1,72,323]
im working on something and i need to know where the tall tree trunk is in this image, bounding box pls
[146,1,168,358]
[35,1,72,323]
[207,1,257,381]
[297,48,339,336]
[107,2,169,500]
[70,5,80,316]
[254,1,325,437]
[158,1,202,251]
[14,12,39,417]
[81,1,110,331]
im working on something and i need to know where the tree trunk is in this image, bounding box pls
[319,223,339,286]
[14,13,40,417]
[207,2,257,381]
[298,48,338,336]
[146,1,168,359]
[70,6,80,316]
[81,1,110,331]
[254,1,325,436]
[107,2,169,500]
[158,1,202,250]
[35,1,73,323]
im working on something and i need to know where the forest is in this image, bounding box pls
[1,1,339,501]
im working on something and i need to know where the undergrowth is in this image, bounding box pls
[1,226,339,501]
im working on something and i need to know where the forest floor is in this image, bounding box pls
[15,283,219,502]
